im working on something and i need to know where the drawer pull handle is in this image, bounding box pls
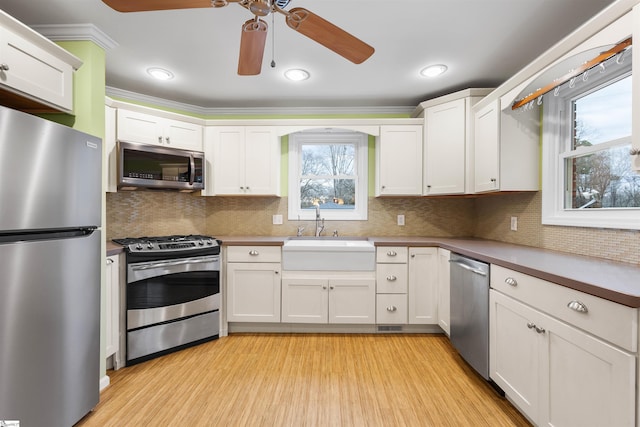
[567,300,588,313]
[387,251,397,256]
[0,64,9,71]
[386,306,397,312]
[505,277,518,287]
[248,250,259,256]
[386,275,397,281]
[527,322,535,329]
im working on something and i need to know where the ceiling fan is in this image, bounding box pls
[101,0,375,76]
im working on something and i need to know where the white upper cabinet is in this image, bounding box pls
[473,99,501,193]
[204,126,280,196]
[424,99,467,195]
[376,124,423,196]
[117,108,203,151]
[0,11,81,113]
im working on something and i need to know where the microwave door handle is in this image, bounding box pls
[189,154,195,185]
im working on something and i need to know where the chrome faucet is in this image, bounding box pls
[315,204,325,237]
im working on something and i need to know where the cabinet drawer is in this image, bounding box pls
[376,247,408,263]
[491,265,638,352]
[226,246,281,263]
[376,294,408,324]
[376,263,408,293]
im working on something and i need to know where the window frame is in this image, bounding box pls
[541,55,639,230]
[288,130,368,221]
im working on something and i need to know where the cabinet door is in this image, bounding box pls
[105,255,120,358]
[0,27,74,112]
[116,109,165,146]
[474,100,500,193]
[211,126,245,195]
[164,119,202,151]
[436,248,450,334]
[424,99,466,195]
[281,277,328,323]
[243,127,280,195]
[377,125,423,195]
[329,278,376,324]
[408,247,438,324]
[490,290,541,422]
[541,311,636,427]
[227,262,281,322]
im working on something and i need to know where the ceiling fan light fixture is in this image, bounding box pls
[420,64,448,77]
[147,67,174,81]
[284,68,310,81]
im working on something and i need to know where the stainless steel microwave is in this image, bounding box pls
[117,141,205,191]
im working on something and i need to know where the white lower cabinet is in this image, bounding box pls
[105,255,121,360]
[491,289,636,427]
[408,247,438,324]
[226,246,281,322]
[281,272,376,324]
[436,248,451,334]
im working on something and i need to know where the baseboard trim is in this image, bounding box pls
[99,375,111,392]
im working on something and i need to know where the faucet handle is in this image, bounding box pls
[333,230,339,237]
[296,225,305,237]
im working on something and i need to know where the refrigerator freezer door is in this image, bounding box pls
[0,230,101,427]
[0,106,102,232]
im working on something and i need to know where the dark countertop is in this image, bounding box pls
[107,241,125,256]
[215,235,640,308]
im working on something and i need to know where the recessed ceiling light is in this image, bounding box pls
[420,64,448,77]
[284,69,310,81]
[147,67,174,81]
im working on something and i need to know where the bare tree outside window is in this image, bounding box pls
[567,74,639,209]
[300,143,356,210]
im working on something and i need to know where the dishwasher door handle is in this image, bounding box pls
[449,260,488,277]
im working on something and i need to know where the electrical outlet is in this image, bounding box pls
[510,216,518,231]
[272,214,283,225]
[397,214,405,226]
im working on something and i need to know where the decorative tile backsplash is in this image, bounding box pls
[107,191,639,265]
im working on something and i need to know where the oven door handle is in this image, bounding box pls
[131,257,215,271]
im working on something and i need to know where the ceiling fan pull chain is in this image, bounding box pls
[270,5,276,68]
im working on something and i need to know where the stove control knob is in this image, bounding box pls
[135,243,143,251]
[147,242,154,249]
[198,240,204,246]
[206,239,213,245]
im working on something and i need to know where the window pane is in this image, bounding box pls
[301,144,355,177]
[565,144,640,209]
[573,75,631,148]
[299,178,356,210]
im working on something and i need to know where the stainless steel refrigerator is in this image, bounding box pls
[0,105,102,427]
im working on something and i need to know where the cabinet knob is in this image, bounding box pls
[386,306,397,312]
[158,136,163,144]
[534,325,546,334]
[527,322,535,329]
[106,258,114,265]
[567,300,588,313]
[322,285,327,290]
[165,137,170,144]
[329,285,334,290]
[387,250,397,257]
[274,271,279,275]
[248,250,259,256]
[505,277,518,287]
[386,275,397,282]
[0,64,8,71]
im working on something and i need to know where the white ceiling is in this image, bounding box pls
[0,0,618,112]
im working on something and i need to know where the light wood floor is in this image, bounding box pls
[77,334,531,426]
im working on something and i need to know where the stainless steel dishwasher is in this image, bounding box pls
[449,253,490,380]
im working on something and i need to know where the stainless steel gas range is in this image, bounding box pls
[113,235,221,365]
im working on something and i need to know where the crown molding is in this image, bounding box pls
[105,86,415,117]
[31,23,118,51]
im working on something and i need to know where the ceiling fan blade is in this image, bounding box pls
[102,0,214,12]
[238,19,268,76]
[284,7,374,64]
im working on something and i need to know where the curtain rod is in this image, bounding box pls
[511,37,632,110]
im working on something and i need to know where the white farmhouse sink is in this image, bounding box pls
[282,238,375,271]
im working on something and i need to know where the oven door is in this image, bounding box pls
[127,255,220,330]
